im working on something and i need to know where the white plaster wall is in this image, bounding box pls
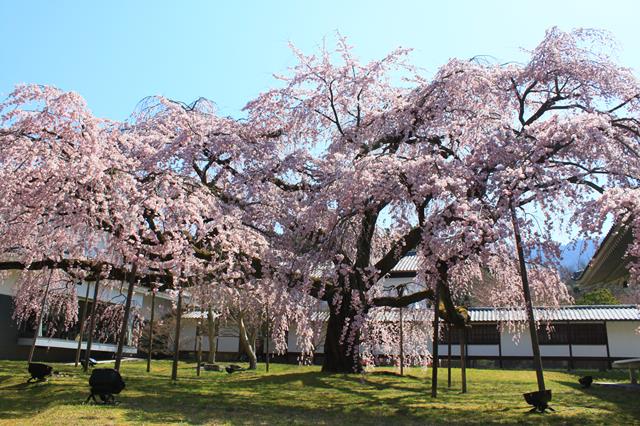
[467,345,499,357]
[607,321,640,358]
[139,292,173,320]
[177,319,242,353]
[178,321,198,351]
[539,345,570,357]
[376,277,423,304]
[501,330,533,356]
[378,277,418,288]
[499,332,607,358]
[217,336,239,353]
[572,345,607,357]
[437,344,460,356]
[174,321,640,359]
[0,272,18,296]
[287,325,300,352]
[216,325,240,352]
[76,281,144,309]
[4,277,148,309]
[2,274,169,316]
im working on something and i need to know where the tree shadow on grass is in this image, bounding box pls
[2,381,42,391]
[119,370,515,425]
[0,376,18,386]
[555,378,640,416]
[220,370,338,390]
[206,370,428,401]
[120,381,425,425]
[0,381,83,420]
[104,370,427,423]
[5,365,640,425]
[0,362,95,419]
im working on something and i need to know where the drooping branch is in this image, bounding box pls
[0,258,172,287]
[372,289,433,307]
[375,226,423,277]
[372,282,468,327]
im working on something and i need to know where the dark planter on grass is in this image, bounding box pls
[27,363,52,383]
[523,389,553,413]
[86,368,126,405]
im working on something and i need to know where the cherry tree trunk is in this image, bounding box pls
[146,290,156,373]
[238,315,257,370]
[431,282,441,398]
[447,325,452,388]
[322,302,362,374]
[196,332,202,377]
[460,327,467,393]
[74,281,92,367]
[511,205,546,392]
[28,269,54,364]
[207,308,218,363]
[171,289,183,381]
[115,263,137,371]
[265,304,270,373]
[399,306,404,376]
[84,278,101,372]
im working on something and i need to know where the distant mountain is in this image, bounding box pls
[529,239,598,273]
[559,239,597,274]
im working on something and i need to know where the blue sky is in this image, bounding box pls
[2,1,639,120]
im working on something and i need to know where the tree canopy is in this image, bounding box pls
[1,27,639,372]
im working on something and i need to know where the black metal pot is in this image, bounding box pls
[523,389,553,413]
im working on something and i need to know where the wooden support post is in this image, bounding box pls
[193,320,199,358]
[511,205,545,393]
[431,282,441,398]
[196,333,202,377]
[447,324,452,388]
[171,289,183,381]
[399,306,404,376]
[84,278,101,372]
[498,324,503,369]
[604,320,612,370]
[207,307,217,363]
[460,327,467,393]
[147,290,156,373]
[28,269,54,364]
[75,281,92,367]
[567,320,574,371]
[265,304,270,373]
[195,319,201,377]
[115,263,137,372]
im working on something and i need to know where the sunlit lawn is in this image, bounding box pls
[0,359,638,425]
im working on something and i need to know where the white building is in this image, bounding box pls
[176,304,640,368]
[2,251,640,368]
[0,271,174,361]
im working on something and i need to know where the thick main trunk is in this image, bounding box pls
[322,302,362,374]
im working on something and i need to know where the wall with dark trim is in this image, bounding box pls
[0,294,24,360]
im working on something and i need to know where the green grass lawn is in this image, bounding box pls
[0,359,638,425]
